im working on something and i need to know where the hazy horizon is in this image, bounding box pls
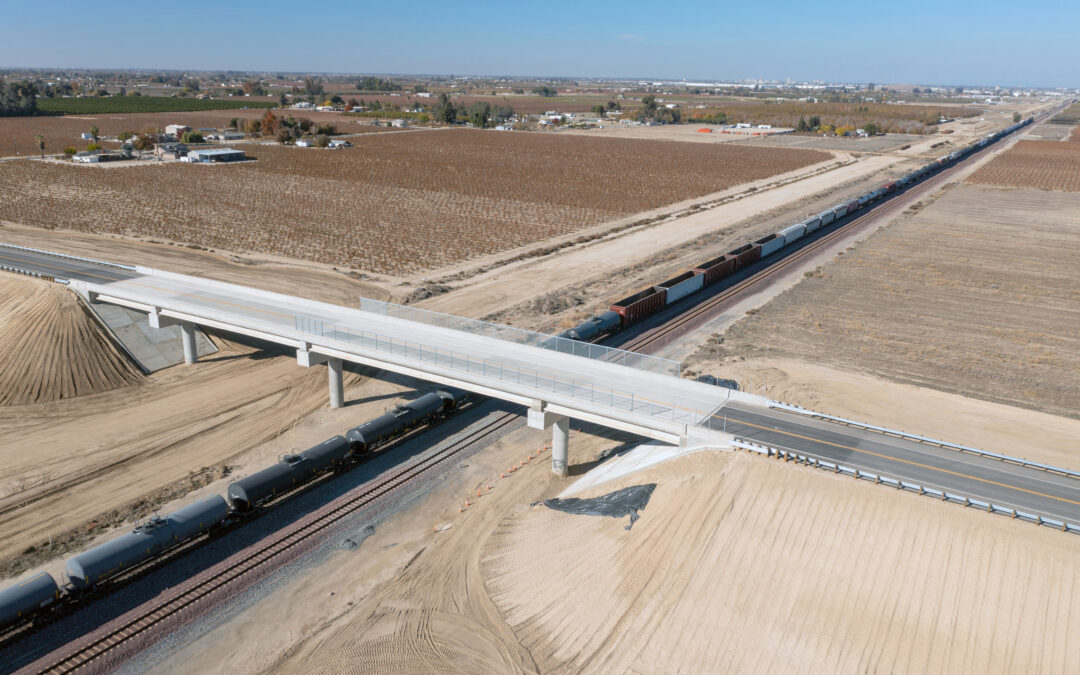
[1,0,1076,89]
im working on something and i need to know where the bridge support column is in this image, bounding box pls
[180,322,198,364]
[552,415,569,477]
[328,357,344,409]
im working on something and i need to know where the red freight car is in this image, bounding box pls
[881,181,897,194]
[693,254,736,286]
[727,243,762,271]
[609,286,668,326]
[845,200,860,215]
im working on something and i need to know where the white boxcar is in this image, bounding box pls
[780,223,806,245]
[758,234,784,257]
[803,216,822,234]
[819,210,835,226]
[658,271,705,305]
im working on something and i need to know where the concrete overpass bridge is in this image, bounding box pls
[1,244,743,475]
[4,243,1080,535]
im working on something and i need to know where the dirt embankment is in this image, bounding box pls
[476,452,1080,673]
[0,275,143,405]
[242,442,1080,674]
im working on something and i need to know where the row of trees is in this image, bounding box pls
[0,79,37,116]
[430,93,514,127]
[636,95,681,123]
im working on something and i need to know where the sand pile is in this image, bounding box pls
[479,452,1080,673]
[0,275,143,405]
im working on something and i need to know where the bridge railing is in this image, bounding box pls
[353,297,680,376]
[295,315,707,429]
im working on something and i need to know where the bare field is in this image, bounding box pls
[732,132,922,152]
[0,129,828,275]
[696,184,1080,418]
[968,140,1080,191]
[0,276,143,406]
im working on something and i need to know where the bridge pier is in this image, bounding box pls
[298,347,344,409]
[328,357,344,409]
[551,415,569,477]
[180,322,198,365]
[526,402,570,477]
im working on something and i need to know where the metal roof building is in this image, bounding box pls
[186,148,247,163]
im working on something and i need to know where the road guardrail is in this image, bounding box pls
[0,242,137,271]
[731,438,1080,535]
[768,400,1080,480]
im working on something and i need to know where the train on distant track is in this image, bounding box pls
[0,386,470,632]
[555,117,1035,343]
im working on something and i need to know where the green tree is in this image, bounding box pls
[592,104,606,118]
[63,146,76,157]
[863,122,878,135]
[180,131,204,143]
[314,133,330,148]
[433,93,457,123]
[0,79,38,115]
[276,128,294,144]
[532,85,557,97]
[279,92,288,107]
[466,101,491,127]
[118,131,134,142]
[1013,112,1021,123]
[86,142,100,151]
[315,122,337,135]
[89,125,99,143]
[797,115,808,132]
[808,115,821,130]
[35,134,44,158]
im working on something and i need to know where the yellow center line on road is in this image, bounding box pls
[725,416,1080,508]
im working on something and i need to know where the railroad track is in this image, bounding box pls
[25,411,520,674]
[24,112,1043,674]
[616,132,1013,354]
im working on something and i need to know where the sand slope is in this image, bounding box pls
[480,452,1080,674]
[0,275,143,405]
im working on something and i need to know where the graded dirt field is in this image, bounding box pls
[0,276,143,405]
[157,437,1080,675]
[692,184,1080,419]
[0,129,828,275]
[0,109,386,158]
[968,140,1080,191]
[0,319,434,577]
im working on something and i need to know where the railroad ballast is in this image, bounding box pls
[560,117,1034,343]
[0,386,471,631]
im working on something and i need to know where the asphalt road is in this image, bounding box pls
[718,403,1080,524]
[0,246,135,284]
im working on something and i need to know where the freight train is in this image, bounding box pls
[556,117,1035,343]
[0,387,470,631]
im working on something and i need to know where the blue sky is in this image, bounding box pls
[1,0,1075,87]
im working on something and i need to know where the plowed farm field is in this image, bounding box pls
[968,140,1080,192]
[0,129,829,275]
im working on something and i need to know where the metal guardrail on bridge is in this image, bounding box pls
[295,316,705,427]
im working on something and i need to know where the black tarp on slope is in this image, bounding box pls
[544,483,656,531]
